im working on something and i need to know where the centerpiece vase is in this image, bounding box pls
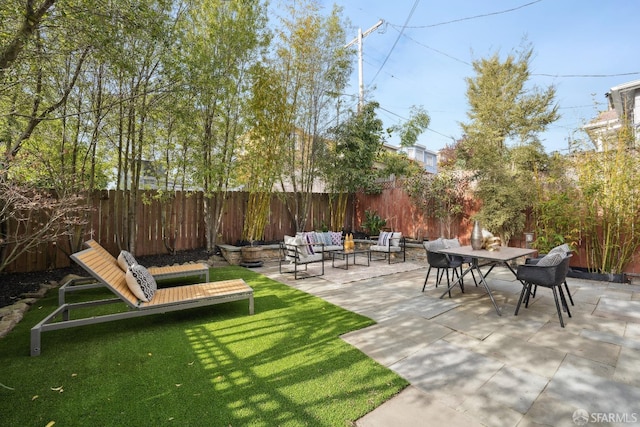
[470,221,484,250]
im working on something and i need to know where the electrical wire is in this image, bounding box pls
[394,0,543,29]
[369,0,420,85]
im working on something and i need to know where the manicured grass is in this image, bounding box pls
[0,267,407,426]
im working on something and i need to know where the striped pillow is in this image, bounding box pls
[377,231,391,247]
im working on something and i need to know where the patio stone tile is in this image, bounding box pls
[356,386,484,427]
[519,392,584,427]
[388,340,504,406]
[561,354,616,380]
[458,365,548,427]
[544,364,640,416]
[581,328,640,350]
[431,307,500,340]
[528,323,620,366]
[341,316,453,367]
[563,309,626,336]
[613,347,640,387]
[573,286,631,305]
[474,332,565,379]
[624,322,640,339]
[361,295,460,322]
[442,330,483,350]
[594,298,640,323]
[346,335,428,367]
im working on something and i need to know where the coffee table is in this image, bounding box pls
[330,249,370,270]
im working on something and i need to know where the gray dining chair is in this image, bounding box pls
[515,254,573,327]
[422,239,463,297]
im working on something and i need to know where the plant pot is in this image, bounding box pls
[566,267,627,283]
[241,246,263,263]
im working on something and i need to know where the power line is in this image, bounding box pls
[369,0,421,85]
[392,0,543,29]
[533,72,640,78]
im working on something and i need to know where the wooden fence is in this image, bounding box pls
[4,183,640,275]
[3,190,350,273]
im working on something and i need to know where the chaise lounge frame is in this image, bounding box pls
[30,247,254,356]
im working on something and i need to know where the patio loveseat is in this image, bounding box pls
[296,231,344,253]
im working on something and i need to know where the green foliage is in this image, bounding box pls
[362,209,387,236]
[575,122,640,274]
[390,105,431,148]
[459,44,559,243]
[404,168,470,238]
[324,101,386,229]
[377,148,423,180]
[531,153,580,254]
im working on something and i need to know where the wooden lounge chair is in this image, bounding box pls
[30,247,254,356]
[58,240,211,302]
[85,239,210,281]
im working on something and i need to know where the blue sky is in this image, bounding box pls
[322,0,640,153]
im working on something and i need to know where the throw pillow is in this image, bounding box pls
[284,235,297,261]
[390,232,402,247]
[125,264,157,302]
[304,233,315,255]
[294,235,310,257]
[322,232,332,246]
[442,238,461,249]
[377,231,391,247]
[549,243,571,256]
[117,250,137,272]
[424,238,445,252]
[330,231,342,246]
[536,252,565,267]
[304,232,317,245]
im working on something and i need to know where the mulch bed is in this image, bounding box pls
[0,248,211,308]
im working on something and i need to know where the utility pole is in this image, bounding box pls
[345,19,384,113]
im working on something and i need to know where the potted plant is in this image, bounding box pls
[362,209,387,237]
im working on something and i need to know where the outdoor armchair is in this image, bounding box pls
[369,231,406,264]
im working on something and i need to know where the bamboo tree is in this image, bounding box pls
[240,64,289,243]
[272,0,352,233]
[176,0,267,251]
[577,120,640,274]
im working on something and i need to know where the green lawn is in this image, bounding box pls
[0,266,407,426]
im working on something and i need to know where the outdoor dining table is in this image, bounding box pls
[435,245,537,316]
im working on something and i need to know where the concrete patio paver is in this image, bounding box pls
[258,260,640,426]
